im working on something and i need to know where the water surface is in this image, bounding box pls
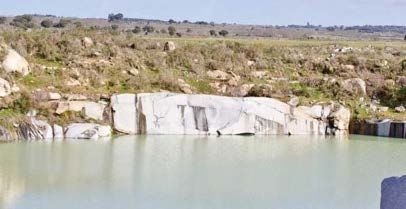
[1,135,406,209]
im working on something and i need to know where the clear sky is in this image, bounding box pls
[0,0,405,26]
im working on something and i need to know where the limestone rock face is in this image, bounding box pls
[53,124,64,138]
[2,49,30,76]
[111,93,351,135]
[0,78,11,97]
[111,94,138,134]
[84,102,106,121]
[17,118,53,140]
[65,123,111,139]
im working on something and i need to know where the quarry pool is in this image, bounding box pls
[1,135,406,209]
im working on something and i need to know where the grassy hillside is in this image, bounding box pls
[0,28,405,125]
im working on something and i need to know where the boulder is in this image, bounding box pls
[396,76,406,87]
[55,101,88,114]
[17,118,53,140]
[342,78,367,96]
[2,49,30,76]
[82,37,94,48]
[395,106,405,113]
[288,97,300,107]
[49,92,62,100]
[163,41,176,51]
[178,79,193,94]
[250,71,267,79]
[327,105,351,135]
[111,93,344,135]
[65,123,111,139]
[84,102,106,121]
[207,70,229,81]
[0,78,11,97]
[381,176,406,209]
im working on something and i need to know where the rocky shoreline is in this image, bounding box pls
[0,92,405,141]
[0,92,352,140]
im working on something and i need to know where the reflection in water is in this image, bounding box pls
[0,135,406,209]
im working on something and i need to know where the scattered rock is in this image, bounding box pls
[55,101,88,114]
[127,68,139,76]
[342,64,355,71]
[396,76,406,87]
[328,104,351,133]
[65,78,81,87]
[163,41,176,51]
[250,71,267,79]
[65,123,111,140]
[342,78,367,96]
[2,49,30,76]
[395,106,405,113]
[178,79,193,94]
[0,78,11,97]
[49,92,62,100]
[64,94,88,101]
[82,37,94,48]
[288,97,300,107]
[207,70,229,81]
[84,102,106,121]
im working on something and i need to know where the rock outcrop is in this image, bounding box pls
[0,78,11,97]
[65,123,111,139]
[111,93,351,135]
[2,49,30,76]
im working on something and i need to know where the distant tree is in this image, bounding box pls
[186,28,192,33]
[168,26,176,36]
[53,19,71,28]
[209,22,215,26]
[183,20,190,24]
[160,29,167,34]
[0,16,6,24]
[209,30,217,36]
[168,19,176,24]
[10,15,35,29]
[108,13,124,22]
[195,21,208,25]
[142,25,155,33]
[40,19,53,28]
[132,26,141,34]
[111,24,119,30]
[218,30,229,37]
[176,32,182,37]
[404,35,406,41]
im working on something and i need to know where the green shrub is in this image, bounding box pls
[132,26,141,34]
[168,26,176,36]
[40,19,53,28]
[10,15,35,29]
[219,30,229,37]
[0,16,6,24]
[54,19,71,28]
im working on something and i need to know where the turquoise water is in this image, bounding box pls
[1,135,406,209]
